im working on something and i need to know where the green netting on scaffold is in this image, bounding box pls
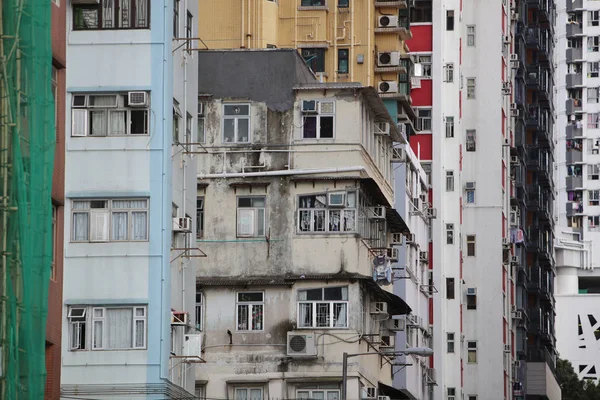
[0,0,55,398]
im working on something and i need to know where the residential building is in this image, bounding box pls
[47,0,67,398]
[194,49,415,399]
[407,0,559,399]
[60,0,198,397]
[554,0,600,383]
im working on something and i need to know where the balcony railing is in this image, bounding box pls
[566,73,583,88]
[566,48,583,62]
[527,346,557,374]
[566,149,583,164]
[566,23,583,38]
[566,98,583,115]
[566,0,583,11]
[566,124,583,139]
[566,175,583,189]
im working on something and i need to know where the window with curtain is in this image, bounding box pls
[71,93,149,136]
[237,197,266,237]
[297,287,348,328]
[68,305,146,351]
[73,0,150,30]
[297,384,341,399]
[236,292,264,331]
[71,198,148,242]
[235,388,263,400]
[297,190,357,233]
[222,104,251,143]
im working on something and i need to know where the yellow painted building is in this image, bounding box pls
[198,0,412,92]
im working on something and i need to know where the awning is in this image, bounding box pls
[363,280,412,316]
[386,207,410,235]
[378,382,411,400]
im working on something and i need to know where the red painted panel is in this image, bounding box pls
[409,134,432,160]
[412,79,433,106]
[428,241,433,269]
[406,25,432,52]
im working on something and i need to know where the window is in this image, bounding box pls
[446,223,454,244]
[197,103,205,143]
[195,292,203,331]
[467,25,476,46]
[447,332,455,353]
[302,101,335,139]
[196,197,204,238]
[467,78,476,99]
[68,305,147,350]
[298,190,357,233]
[466,189,476,204]
[445,63,454,82]
[173,0,179,37]
[588,164,600,180]
[447,388,456,400]
[590,11,600,27]
[71,93,149,136]
[301,0,326,5]
[301,48,326,73]
[222,104,250,143]
[415,55,432,78]
[588,113,599,129]
[466,235,476,256]
[589,88,600,104]
[590,190,600,206]
[297,384,340,398]
[297,287,348,328]
[338,0,349,7]
[410,1,432,22]
[589,62,600,78]
[446,278,455,299]
[589,215,600,230]
[73,0,149,30]
[446,171,454,192]
[467,341,478,363]
[418,108,432,131]
[195,385,206,400]
[71,199,149,242]
[236,292,264,331]
[467,396,477,400]
[337,49,349,73]
[446,116,454,138]
[173,100,181,143]
[185,112,193,145]
[464,129,477,152]
[186,11,193,50]
[51,205,57,281]
[467,291,477,310]
[237,197,266,237]
[234,387,263,400]
[589,36,600,52]
[446,10,454,31]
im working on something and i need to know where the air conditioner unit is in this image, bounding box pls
[467,287,477,296]
[380,335,395,351]
[412,197,420,209]
[425,368,437,385]
[386,318,405,331]
[371,302,388,315]
[128,91,148,107]
[503,237,511,247]
[465,182,476,190]
[387,247,399,261]
[171,311,189,325]
[504,344,511,353]
[374,122,391,135]
[503,35,512,44]
[511,305,517,312]
[511,12,519,21]
[406,233,416,244]
[419,251,429,262]
[509,53,519,62]
[378,396,391,400]
[406,314,418,325]
[514,360,522,368]
[328,191,346,207]
[510,56,519,69]
[369,206,386,220]
[379,81,399,94]
[362,387,377,400]
[510,155,519,165]
[378,15,399,28]
[173,217,192,233]
[510,210,519,226]
[287,332,317,357]
[391,233,403,245]
[378,51,401,66]
[427,207,438,219]
[502,81,512,95]
[397,123,407,136]
[183,334,203,357]
[391,147,405,162]
[511,255,519,264]
[302,100,318,113]
[512,310,523,320]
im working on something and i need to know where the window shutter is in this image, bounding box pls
[72,109,88,136]
[90,210,110,242]
[237,209,256,236]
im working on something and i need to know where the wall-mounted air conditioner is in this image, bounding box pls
[390,233,403,245]
[128,91,148,107]
[385,318,405,331]
[183,334,203,357]
[378,15,399,28]
[510,155,519,165]
[387,247,399,261]
[406,233,416,244]
[465,182,476,190]
[371,302,388,315]
[467,288,477,296]
[377,51,401,66]
[328,191,346,207]
[287,332,317,357]
[173,217,192,233]
[502,81,512,95]
[419,251,429,262]
[301,100,318,113]
[362,387,377,400]
[502,237,511,247]
[511,255,519,264]
[171,311,189,325]
[504,344,511,353]
[374,122,391,135]
[378,81,399,94]
[391,147,405,162]
[369,206,386,220]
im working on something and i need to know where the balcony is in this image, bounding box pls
[566,124,583,139]
[525,28,540,48]
[566,23,583,38]
[526,107,542,131]
[527,264,542,290]
[567,48,584,63]
[526,148,541,171]
[566,150,583,164]
[374,0,408,8]
[566,175,583,189]
[566,73,582,88]
[526,185,541,210]
[565,98,583,115]
[566,0,583,11]
[566,201,584,217]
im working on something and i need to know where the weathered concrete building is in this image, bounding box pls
[194,49,417,399]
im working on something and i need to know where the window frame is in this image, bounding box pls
[296,385,341,398]
[195,292,203,331]
[70,198,149,243]
[236,291,265,332]
[186,11,193,50]
[466,189,476,204]
[71,93,150,137]
[446,223,454,244]
[589,190,600,206]
[72,0,151,30]
[447,387,456,400]
[445,63,454,82]
[297,286,349,329]
[415,55,432,79]
[446,170,454,192]
[466,234,476,256]
[237,196,266,238]
[467,340,478,363]
[301,0,326,6]
[196,197,204,238]
[446,277,455,299]
[301,48,326,73]
[234,387,264,400]
[466,78,476,99]
[467,25,476,46]
[173,0,180,37]
[417,108,432,131]
[466,129,476,151]
[297,190,357,234]
[222,103,251,144]
[301,100,335,139]
[337,49,349,74]
[446,10,454,31]
[445,116,454,138]
[447,332,455,353]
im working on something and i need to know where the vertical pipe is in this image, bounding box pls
[360,0,365,85]
[0,2,7,393]
[341,352,348,400]
[241,0,245,48]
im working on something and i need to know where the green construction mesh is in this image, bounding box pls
[0,0,55,398]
